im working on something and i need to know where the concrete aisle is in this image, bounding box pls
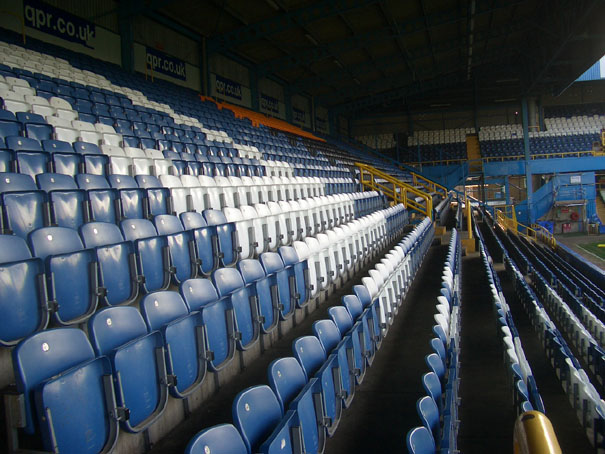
[323,240,448,454]
[457,254,514,453]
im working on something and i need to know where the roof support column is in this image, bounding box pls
[119,2,134,73]
[522,97,534,224]
[250,69,259,111]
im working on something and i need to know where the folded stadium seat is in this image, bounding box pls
[267,201,290,246]
[214,175,237,208]
[278,246,311,310]
[213,266,261,351]
[294,332,354,413]
[8,137,51,180]
[203,209,239,267]
[76,173,121,224]
[120,218,172,292]
[178,211,218,276]
[88,306,169,432]
[140,290,209,398]
[107,173,145,219]
[159,174,190,215]
[302,236,329,294]
[232,385,283,454]
[0,235,49,346]
[28,226,101,324]
[328,306,368,385]
[0,172,48,238]
[317,233,337,286]
[406,426,436,454]
[11,328,119,452]
[185,423,248,454]
[259,252,296,321]
[72,140,109,175]
[36,172,88,229]
[135,174,172,217]
[154,214,198,284]
[267,357,307,414]
[179,278,236,372]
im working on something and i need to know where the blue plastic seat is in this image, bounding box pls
[80,221,141,306]
[12,328,119,453]
[258,411,303,454]
[37,173,87,229]
[108,174,146,219]
[77,173,121,224]
[180,211,218,276]
[232,385,283,454]
[417,395,440,446]
[203,209,240,267]
[88,306,169,432]
[154,214,197,284]
[422,372,443,413]
[73,140,109,175]
[0,235,49,346]
[293,335,326,380]
[329,305,367,384]
[28,226,100,325]
[179,278,236,372]
[213,266,260,350]
[406,426,436,454]
[288,377,326,454]
[24,123,53,141]
[0,119,21,140]
[279,246,310,308]
[426,353,446,382]
[0,172,48,238]
[140,291,209,398]
[136,174,172,217]
[260,252,296,320]
[185,423,248,454]
[237,258,279,334]
[352,284,383,350]
[267,357,307,413]
[341,294,375,366]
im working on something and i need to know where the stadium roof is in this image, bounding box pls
[143,0,605,115]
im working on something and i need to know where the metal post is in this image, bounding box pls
[522,97,534,224]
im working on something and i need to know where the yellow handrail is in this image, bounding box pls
[513,411,562,454]
[410,171,448,199]
[355,162,433,219]
[495,207,556,249]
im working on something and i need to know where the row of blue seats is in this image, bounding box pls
[0,198,392,344]
[495,230,605,449]
[4,206,411,453]
[184,216,434,454]
[508,233,605,329]
[0,170,364,239]
[480,134,599,157]
[0,139,269,181]
[406,228,461,453]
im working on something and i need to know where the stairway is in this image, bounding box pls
[466,134,482,173]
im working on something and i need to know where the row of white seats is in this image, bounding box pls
[362,217,434,329]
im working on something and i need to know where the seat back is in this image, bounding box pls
[29,226,99,324]
[312,319,342,355]
[292,335,326,380]
[88,306,168,432]
[406,426,436,454]
[0,235,48,345]
[232,385,282,454]
[267,356,307,413]
[185,424,247,454]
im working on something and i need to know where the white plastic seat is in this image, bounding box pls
[159,174,189,214]
[198,175,221,209]
[110,156,132,175]
[54,126,80,143]
[240,205,267,255]
[223,207,254,259]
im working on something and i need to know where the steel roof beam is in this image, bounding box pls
[257,0,523,77]
[207,0,380,54]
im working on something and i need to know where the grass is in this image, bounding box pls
[578,242,605,260]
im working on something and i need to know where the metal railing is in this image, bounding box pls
[410,171,448,199]
[513,411,562,454]
[355,162,433,219]
[495,205,556,249]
